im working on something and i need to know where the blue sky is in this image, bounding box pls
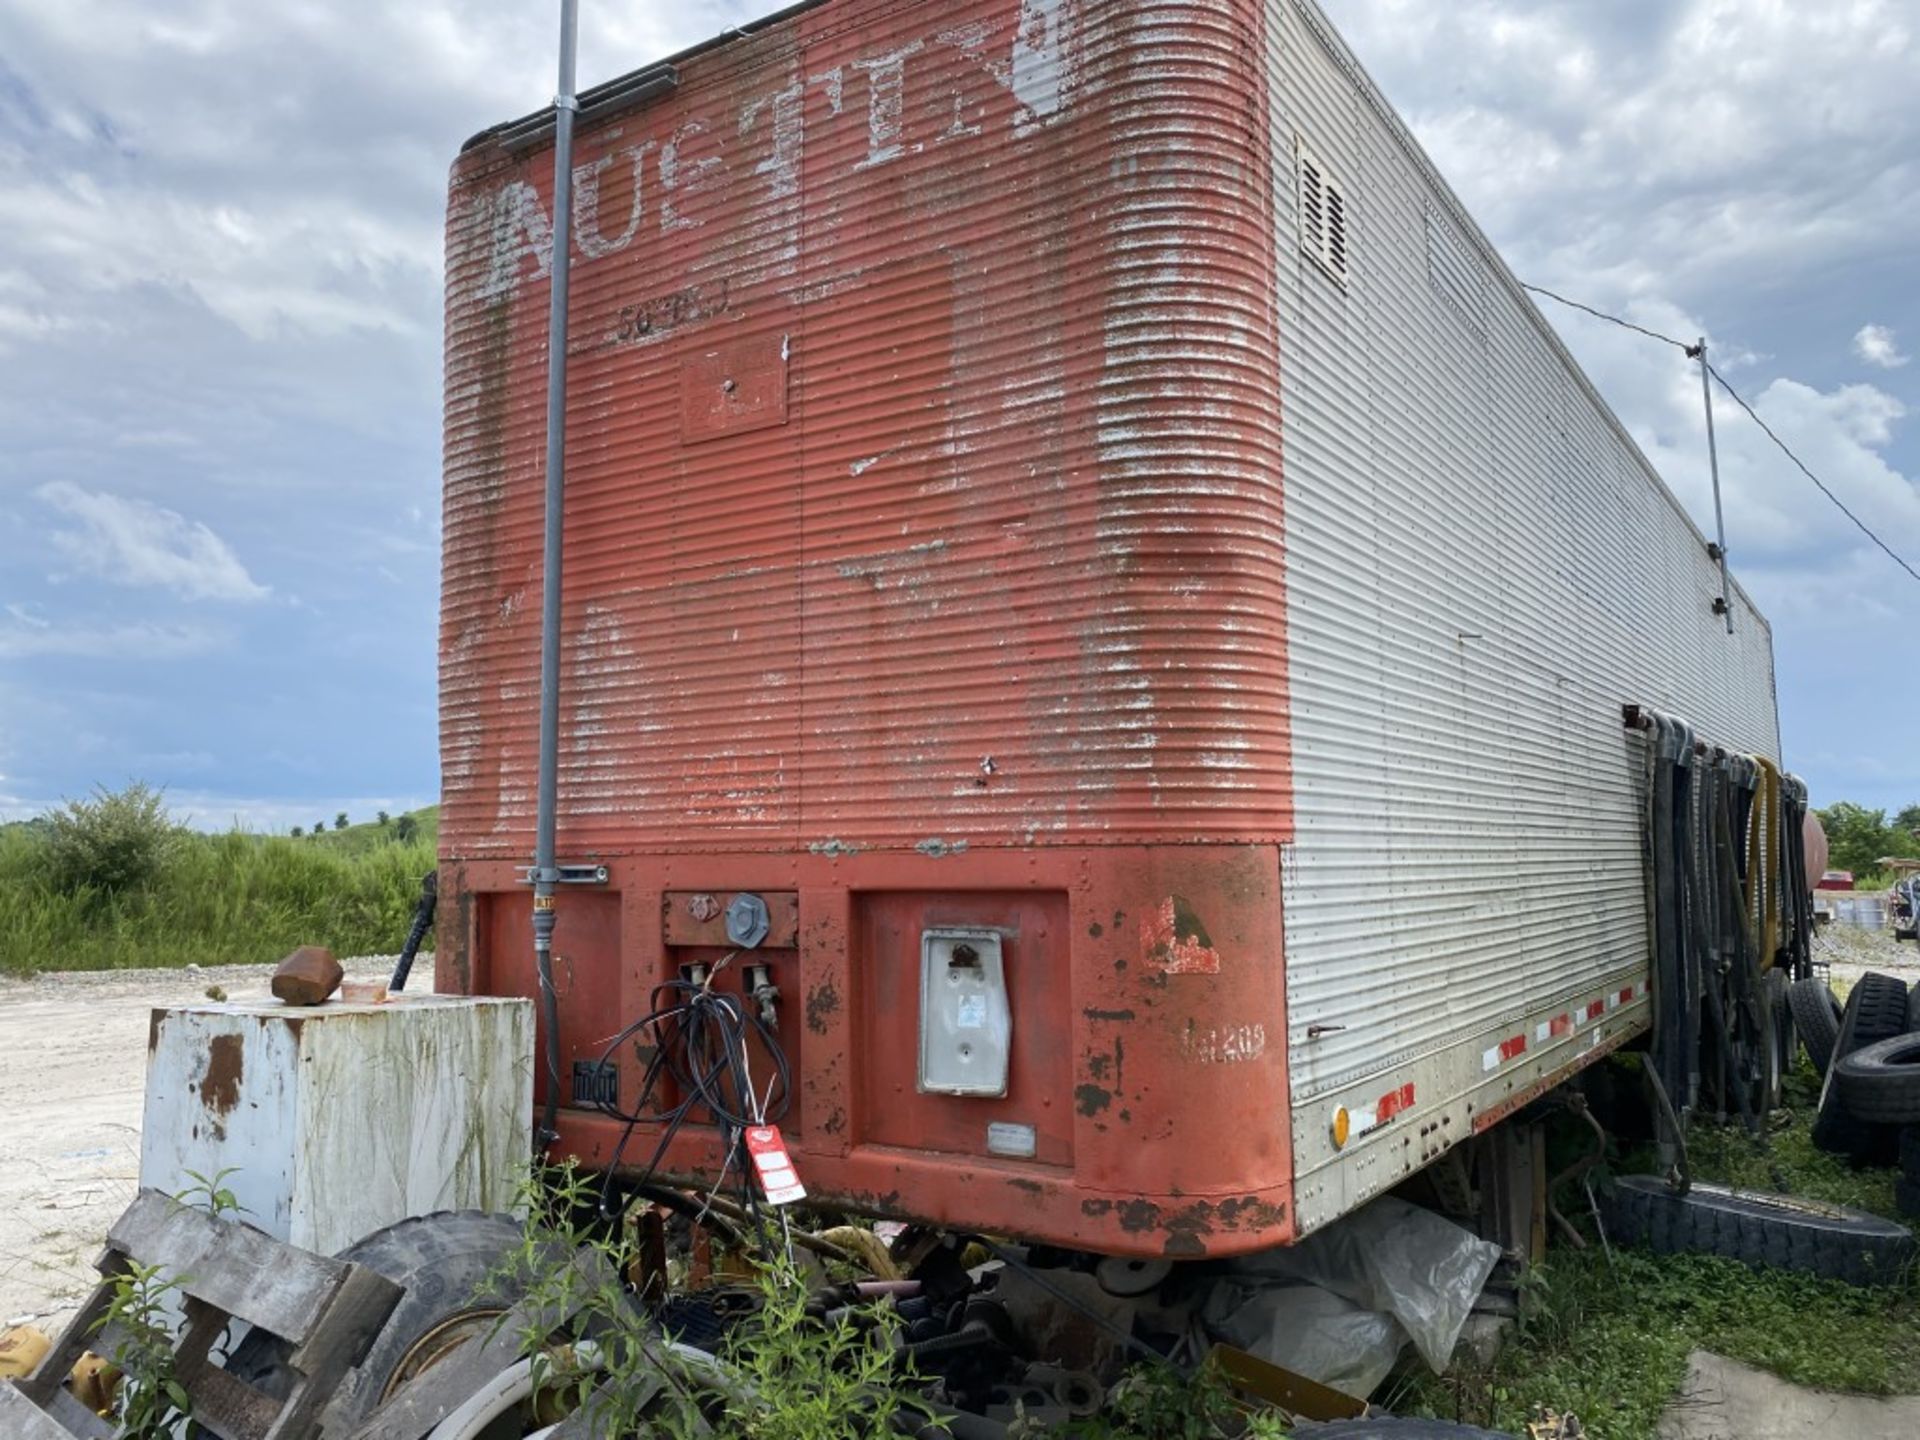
[1,0,1916,830]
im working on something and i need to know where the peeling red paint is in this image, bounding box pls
[1142,896,1223,976]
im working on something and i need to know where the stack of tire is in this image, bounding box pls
[1796,972,1920,1213]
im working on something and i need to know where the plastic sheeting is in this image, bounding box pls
[1201,1196,1502,1396]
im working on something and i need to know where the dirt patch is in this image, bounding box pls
[0,958,423,1330]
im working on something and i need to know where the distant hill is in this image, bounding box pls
[299,805,440,854]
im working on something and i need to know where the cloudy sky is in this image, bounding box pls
[1,0,1915,830]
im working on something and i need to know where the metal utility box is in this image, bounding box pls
[436,0,1780,1255]
[140,997,533,1257]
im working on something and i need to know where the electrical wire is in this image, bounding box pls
[1705,362,1920,585]
[1521,283,1691,351]
[585,962,794,1226]
[1525,283,1920,587]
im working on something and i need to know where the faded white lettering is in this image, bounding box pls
[661,118,725,231]
[573,143,654,259]
[854,39,925,169]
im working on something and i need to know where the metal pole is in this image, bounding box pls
[1693,336,1734,634]
[533,0,580,1149]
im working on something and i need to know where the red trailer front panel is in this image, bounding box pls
[439,0,1296,1257]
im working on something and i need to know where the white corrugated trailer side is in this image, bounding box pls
[1268,0,1781,1232]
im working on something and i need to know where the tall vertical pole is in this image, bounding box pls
[533,0,580,1148]
[1694,336,1734,634]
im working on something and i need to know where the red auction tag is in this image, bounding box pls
[744,1125,807,1206]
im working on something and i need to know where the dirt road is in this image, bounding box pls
[0,959,415,1329]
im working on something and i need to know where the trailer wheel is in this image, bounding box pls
[1601,1175,1912,1286]
[1786,978,1841,1077]
[1833,1035,1920,1126]
[224,1211,528,1423]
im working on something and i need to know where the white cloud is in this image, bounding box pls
[37,481,270,602]
[0,603,224,659]
[1855,323,1911,370]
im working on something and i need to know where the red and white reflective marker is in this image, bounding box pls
[745,1125,807,1206]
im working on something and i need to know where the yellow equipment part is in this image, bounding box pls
[0,1324,50,1380]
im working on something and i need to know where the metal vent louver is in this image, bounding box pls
[1297,141,1349,286]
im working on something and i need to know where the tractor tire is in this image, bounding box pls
[1834,1035,1920,1126]
[1788,978,1842,1078]
[1908,982,1920,1034]
[224,1211,529,1425]
[1602,1175,1911,1286]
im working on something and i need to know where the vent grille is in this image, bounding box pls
[571,1059,619,1109]
[1423,204,1489,339]
[1297,141,1349,286]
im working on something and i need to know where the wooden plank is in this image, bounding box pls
[344,1249,611,1440]
[44,1388,113,1440]
[270,1265,401,1440]
[0,1381,81,1440]
[187,1364,283,1440]
[108,1190,349,1343]
[15,1257,124,1405]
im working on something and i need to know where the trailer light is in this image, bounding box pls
[1331,1105,1352,1150]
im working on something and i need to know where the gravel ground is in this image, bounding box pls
[0,957,424,1331]
[1815,921,1919,991]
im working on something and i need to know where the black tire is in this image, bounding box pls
[1299,1425,1514,1438]
[224,1210,528,1425]
[1898,1178,1920,1220]
[1788,977,1842,1077]
[1908,982,1920,1034]
[1901,1126,1920,1182]
[1835,1034,1920,1125]
[1813,988,1902,1165]
[1847,973,1910,1051]
[1601,1175,1912,1286]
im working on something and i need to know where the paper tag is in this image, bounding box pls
[955,994,988,1029]
[744,1125,807,1206]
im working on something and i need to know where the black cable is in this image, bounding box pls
[1522,283,1692,351]
[1523,282,1920,586]
[1706,362,1920,585]
[585,971,793,1222]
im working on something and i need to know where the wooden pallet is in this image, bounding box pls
[0,1189,402,1440]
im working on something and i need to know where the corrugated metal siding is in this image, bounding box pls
[1268,0,1780,1226]
[441,0,1293,859]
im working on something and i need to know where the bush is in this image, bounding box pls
[0,808,437,975]
[41,782,179,899]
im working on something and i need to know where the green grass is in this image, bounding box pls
[1394,1059,1920,1439]
[0,810,438,975]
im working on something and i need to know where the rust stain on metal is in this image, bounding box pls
[1073,1083,1113,1117]
[438,0,1298,1259]
[804,979,841,1036]
[199,1034,243,1117]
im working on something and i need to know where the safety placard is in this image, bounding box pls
[744,1125,807,1206]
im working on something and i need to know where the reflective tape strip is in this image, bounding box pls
[1348,1082,1417,1138]
[1482,1033,1528,1072]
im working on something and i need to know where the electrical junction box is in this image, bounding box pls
[919,928,1011,1097]
[140,995,532,1258]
